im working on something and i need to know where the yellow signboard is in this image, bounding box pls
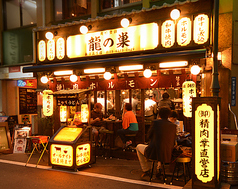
[38,40,46,62]
[60,106,67,122]
[76,143,90,166]
[194,14,209,44]
[161,20,175,48]
[50,144,73,166]
[56,37,65,60]
[182,81,196,117]
[177,17,191,46]
[81,104,89,123]
[195,104,214,183]
[47,39,55,60]
[54,127,82,142]
[42,90,53,116]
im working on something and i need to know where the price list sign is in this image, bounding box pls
[19,88,37,114]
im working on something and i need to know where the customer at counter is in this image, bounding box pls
[117,103,139,148]
[136,107,177,180]
[158,92,175,111]
[90,103,112,146]
[144,94,157,121]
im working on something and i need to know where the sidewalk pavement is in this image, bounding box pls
[0,152,233,189]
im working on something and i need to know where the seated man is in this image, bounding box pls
[117,103,138,148]
[136,107,177,180]
[90,103,108,146]
[169,110,181,133]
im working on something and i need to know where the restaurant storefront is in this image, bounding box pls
[23,0,218,143]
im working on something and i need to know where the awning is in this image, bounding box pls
[23,49,207,73]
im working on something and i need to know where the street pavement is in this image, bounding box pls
[0,152,184,189]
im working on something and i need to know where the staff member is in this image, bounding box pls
[117,103,138,148]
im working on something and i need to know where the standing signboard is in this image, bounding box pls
[192,97,220,189]
[0,122,13,153]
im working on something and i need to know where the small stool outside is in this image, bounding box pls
[170,157,191,185]
[125,133,137,146]
[99,130,114,158]
[25,136,49,167]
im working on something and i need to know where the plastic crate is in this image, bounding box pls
[31,136,48,143]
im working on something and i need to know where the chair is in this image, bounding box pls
[170,157,191,184]
[99,129,114,158]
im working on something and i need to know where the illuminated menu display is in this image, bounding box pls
[51,144,73,167]
[76,144,90,166]
[19,88,37,115]
[53,127,82,142]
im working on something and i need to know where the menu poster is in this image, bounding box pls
[19,88,37,114]
[0,122,13,153]
[13,138,27,153]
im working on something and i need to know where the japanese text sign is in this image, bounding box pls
[43,90,53,116]
[182,81,196,117]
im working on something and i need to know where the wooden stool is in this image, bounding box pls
[125,133,137,146]
[171,157,191,185]
[99,129,114,158]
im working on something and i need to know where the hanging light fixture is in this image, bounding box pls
[104,72,112,80]
[70,74,78,82]
[45,32,54,40]
[40,76,48,84]
[120,18,131,28]
[191,65,201,75]
[143,69,152,78]
[170,9,181,20]
[80,25,88,34]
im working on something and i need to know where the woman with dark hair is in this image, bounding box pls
[158,92,175,110]
[117,103,138,148]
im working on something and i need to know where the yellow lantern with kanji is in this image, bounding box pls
[182,81,196,117]
[43,90,53,116]
[81,104,89,123]
[60,106,67,122]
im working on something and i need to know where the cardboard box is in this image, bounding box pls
[221,134,238,142]
[221,142,238,162]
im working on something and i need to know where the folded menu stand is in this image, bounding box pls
[25,136,49,167]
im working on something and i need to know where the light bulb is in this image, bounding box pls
[80,25,88,34]
[143,69,152,78]
[121,18,130,28]
[70,74,78,82]
[104,72,112,80]
[191,65,200,75]
[41,76,48,84]
[170,9,180,20]
[45,32,54,40]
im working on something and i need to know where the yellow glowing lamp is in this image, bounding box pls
[177,17,191,46]
[182,81,196,117]
[81,104,89,123]
[54,127,82,142]
[103,72,112,80]
[161,20,175,48]
[42,90,53,116]
[47,39,55,60]
[60,106,67,122]
[38,40,46,62]
[76,143,91,166]
[56,37,65,60]
[195,104,214,183]
[194,14,209,44]
[50,144,73,166]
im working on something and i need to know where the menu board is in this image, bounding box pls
[19,88,37,114]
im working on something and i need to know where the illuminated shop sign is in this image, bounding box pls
[194,14,209,44]
[50,144,73,167]
[182,81,196,117]
[17,79,37,88]
[42,90,53,116]
[76,144,90,166]
[195,104,214,183]
[60,106,67,122]
[81,104,89,123]
[38,14,209,62]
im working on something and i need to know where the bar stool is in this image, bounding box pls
[125,133,137,147]
[99,129,114,158]
[170,157,191,185]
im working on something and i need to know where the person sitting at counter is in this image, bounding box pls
[117,103,139,148]
[90,103,107,146]
[158,92,175,111]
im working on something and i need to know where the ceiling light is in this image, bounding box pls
[191,65,201,75]
[45,32,54,40]
[119,65,143,71]
[170,9,181,20]
[104,72,112,80]
[54,70,73,76]
[121,18,131,28]
[40,76,48,84]
[143,69,152,78]
[80,25,88,34]
[159,61,188,68]
[70,74,78,82]
[84,68,106,74]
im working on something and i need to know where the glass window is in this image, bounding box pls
[107,90,115,115]
[101,0,142,10]
[54,0,91,21]
[4,0,36,30]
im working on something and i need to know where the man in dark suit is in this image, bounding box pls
[136,107,177,180]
